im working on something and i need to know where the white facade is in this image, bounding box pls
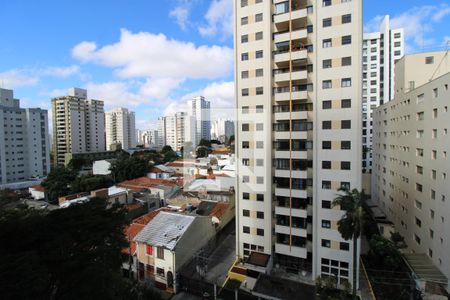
[372,51,450,288]
[235,0,362,288]
[211,119,235,142]
[362,16,404,173]
[157,113,196,151]
[188,96,211,145]
[52,88,106,166]
[0,88,50,184]
[105,108,136,150]
[92,159,113,175]
[137,130,158,147]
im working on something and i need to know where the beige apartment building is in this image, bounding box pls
[235,0,362,288]
[372,51,450,288]
[105,108,136,150]
[52,88,105,166]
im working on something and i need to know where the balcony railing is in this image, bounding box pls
[273,84,312,94]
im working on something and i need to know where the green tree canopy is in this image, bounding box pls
[196,146,209,158]
[198,139,211,147]
[41,166,77,203]
[70,174,114,194]
[110,156,148,183]
[0,189,20,209]
[369,235,403,271]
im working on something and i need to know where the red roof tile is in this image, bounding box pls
[31,185,46,192]
[209,202,229,219]
[118,177,180,192]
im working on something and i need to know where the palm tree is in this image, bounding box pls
[333,188,367,300]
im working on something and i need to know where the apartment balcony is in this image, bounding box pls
[274,69,308,85]
[275,243,307,259]
[275,187,307,199]
[274,131,308,140]
[275,205,307,219]
[274,28,307,44]
[273,7,307,25]
[275,169,308,179]
[274,90,308,102]
[275,224,307,237]
[274,49,307,64]
[274,150,308,160]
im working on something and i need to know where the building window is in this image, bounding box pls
[322,121,332,129]
[157,247,164,259]
[241,35,248,43]
[241,17,248,25]
[256,50,263,58]
[256,123,263,131]
[322,239,331,248]
[323,59,332,69]
[322,161,331,169]
[257,211,264,219]
[256,176,264,184]
[323,100,332,109]
[322,181,331,189]
[241,53,249,61]
[243,209,250,217]
[241,71,249,79]
[156,267,165,277]
[255,13,263,22]
[425,56,434,64]
[340,242,350,251]
[341,161,351,170]
[341,120,351,129]
[241,0,248,7]
[322,200,332,209]
[257,194,264,201]
[256,68,263,77]
[243,192,250,200]
[341,99,351,108]
[256,159,264,166]
[242,88,249,96]
[322,141,331,149]
[242,123,249,131]
[256,87,264,95]
[146,245,153,255]
[323,18,332,27]
[256,140,264,148]
[341,78,352,87]
[242,159,249,166]
[323,39,332,48]
[342,57,352,66]
[257,228,264,236]
[322,220,331,228]
[342,14,351,24]
[255,31,263,40]
[242,176,249,183]
[323,0,331,7]
[242,141,249,148]
[342,35,352,45]
[323,80,332,89]
[243,226,250,234]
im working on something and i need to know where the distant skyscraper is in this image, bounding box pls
[362,15,404,173]
[0,88,50,184]
[52,88,105,166]
[105,108,136,150]
[157,112,195,151]
[188,96,211,144]
[211,119,235,143]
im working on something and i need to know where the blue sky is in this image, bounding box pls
[1,0,449,130]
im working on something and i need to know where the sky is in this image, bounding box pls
[1,0,449,130]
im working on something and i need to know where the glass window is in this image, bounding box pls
[323,18,332,27]
[323,59,332,69]
[241,17,248,25]
[342,35,352,45]
[255,13,263,22]
[241,35,248,43]
[342,14,351,24]
[323,39,332,48]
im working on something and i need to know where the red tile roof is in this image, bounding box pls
[31,185,46,192]
[118,177,180,192]
[209,202,229,219]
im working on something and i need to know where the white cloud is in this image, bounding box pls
[365,4,450,53]
[85,81,143,108]
[0,69,39,89]
[199,0,233,39]
[72,29,233,80]
[169,6,190,30]
[42,65,80,78]
[139,77,184,100]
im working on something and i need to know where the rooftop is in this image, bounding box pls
[134,212,195,250]
[252,274,315,300]
[118,177,180,192]
[246,252,270,268]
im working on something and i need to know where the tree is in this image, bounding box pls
[210,157,218,166]
[333,188,367,300]
[0,189,20,209]
[110,156,148,183]
[161,145,177,163]
[198,139,211,147]
[41,166,77,203]
[369,235,403,271]
[196,146,209,158]
[0,198,156,300]
[70,174,114,194]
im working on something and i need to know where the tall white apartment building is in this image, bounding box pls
[362,16,404,173]
[188,96,211,145]
[52,88,105,166]
[235,0,362,288]
[138,130,158,147]
[372,51,450,288]
[157,113,195,151]
[0,88,50,184]
[105,108,136,150]
[211,119,235,143]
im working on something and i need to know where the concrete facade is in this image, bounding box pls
[188,96,211,145]
[235,0,362,288]
[105,108,136,150]
[372,51,450,288]
[0,88,50,184]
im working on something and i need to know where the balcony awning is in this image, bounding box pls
[403,253,448,284]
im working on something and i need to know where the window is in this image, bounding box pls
[323,39,332,48]
[322,121,332,129]
[341,141,351,149]
[255,31,263,40]
[323,80,332,89]
[322,239,331,248]
[341,161,351,170]
[256,68,263,77]
[322,220,331,228]
[243,226,250,234]
[157,247,164,259]
[323,59,332,69]
[322,161,331,169]
[342,57,352,66]
[241,53,248,61]
[257,228,264,236]
[256,87,263,95]
[242,88,249,96]
[255,13,263,22]
[242,141,249,149]
[323,100,332,109]
[241,71,249,79]
[340,242,350,251]
[257,194,264,201]
[322,200,332,209]
[242,106,249,114]
[241,17,248,25]
[394,32,401,38]
[414,234,421,245]
[241,35,248,43]
[341,99,351,108]
[415,217,422,227]
[341,120,351,129]
[425,56,434,64]
[342,14,351,24]
[256,105,263,113]
[342,35,352,45]
[145,245,153,255]
[322,141,332,149]
[416,183,423,192]
[242,123,249,131]
[256,176,264,184]
[241,0,248,7]
[341,78,352,87]
[156,267,165,277]
[256,50,263,58]
[256,140,264,148]
[257,211,264,219]
[243,192,249,200]
[256,159,264,166]
[256,123,263,131]
[322,181,331,189]
[323,18,332,27]
[242,159,249,166]
[243,209,250,217]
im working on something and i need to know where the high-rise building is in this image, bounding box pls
[157,113,195,151]
[362,15,404,173]
[188,96,211,144]
[372,51,450,288]
[105,108,136,150]
[0,88,50,184]
[138,129,158,147]
[51,88,105,166]
[235,0,362,288]
[211,119,235,143]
